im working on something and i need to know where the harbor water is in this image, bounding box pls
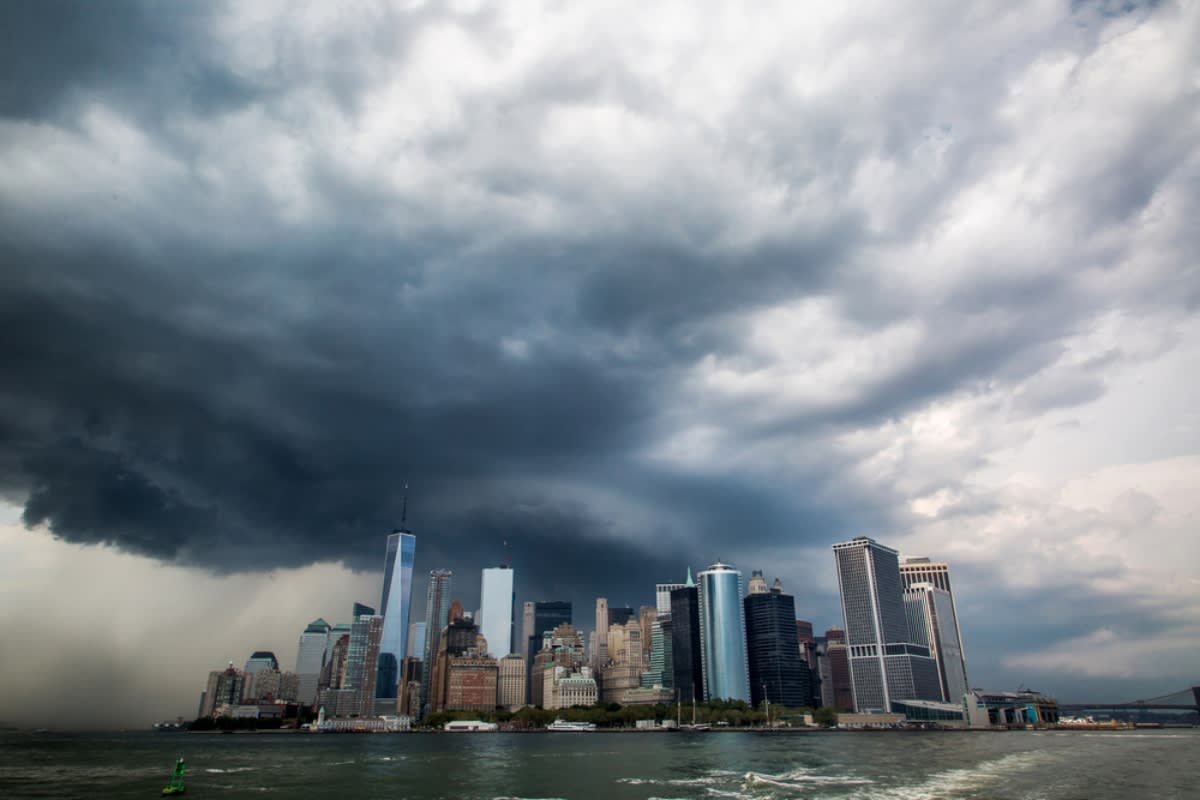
[1,728,1195,799]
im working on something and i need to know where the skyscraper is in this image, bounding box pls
[816,628,854,710]
[747,570,768,595]
[833,537,940,712]
[428,617,481,713]
[343,614,384,716]
[531,623,586,707]
[243,651,279,702]
[408,621,426,661]
[378,529,416,699]
[655,583,684,616]
[670,571,702,703]
[904,582,969,703]
[900,557,969,701]
[593,598,609,668]
[697,562,750,702]
[525,601,572,703]
[295,618,331,706]
[521,602,535,653]
[744,581,810,707]
[420,569,452,716]
[479,565,515,657]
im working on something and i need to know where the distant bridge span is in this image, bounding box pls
[1057,686,1200,714]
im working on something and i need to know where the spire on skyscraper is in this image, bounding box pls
[398,483,410,533]
[685,567,694,587]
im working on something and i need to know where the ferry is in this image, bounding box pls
[546,719,597,732]
[443,720,498,732]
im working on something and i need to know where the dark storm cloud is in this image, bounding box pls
[0,0,1196,677]
[0,1,253,121]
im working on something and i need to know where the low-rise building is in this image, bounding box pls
[545,665,598,710]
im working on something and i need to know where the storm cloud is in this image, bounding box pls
[1,0,1198,722]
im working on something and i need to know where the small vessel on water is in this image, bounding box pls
[546,719,597,732]
[161,758,186,796]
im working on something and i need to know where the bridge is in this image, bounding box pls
[1057,686,1200,716]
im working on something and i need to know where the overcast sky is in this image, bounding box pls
[1,0,1198,728]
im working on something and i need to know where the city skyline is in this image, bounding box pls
[1,0,1198,729]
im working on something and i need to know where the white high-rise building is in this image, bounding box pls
[654,583,683,617]
[479,566,515,657]
[833,537,941,712]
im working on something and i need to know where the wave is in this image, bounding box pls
[842,750,1052,799]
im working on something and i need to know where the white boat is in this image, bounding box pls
[444,720,498,732]
[546,719,596,732]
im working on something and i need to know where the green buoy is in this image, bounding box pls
[161,757,186,796]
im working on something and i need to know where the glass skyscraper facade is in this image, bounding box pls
[378,530,416,699]
[295,618,330,705]
[697,562,750,702]
[670,578,702,703]
[833,537,941,712]
[479,565,515,657]
[744,588,810,707]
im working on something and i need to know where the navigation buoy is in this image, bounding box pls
[161,757,186,796]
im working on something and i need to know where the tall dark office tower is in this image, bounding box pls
[378,529,416,699]
[744,585,811,707]
[833,537,941,711]
[524,601,572,701]
[420,569,453,716]
[669,570,703,703]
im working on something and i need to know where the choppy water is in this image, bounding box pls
[0,729,1195,799]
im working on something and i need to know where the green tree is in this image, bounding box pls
[812,706,838,727]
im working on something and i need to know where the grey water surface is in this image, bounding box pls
[0,729,1194,799]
